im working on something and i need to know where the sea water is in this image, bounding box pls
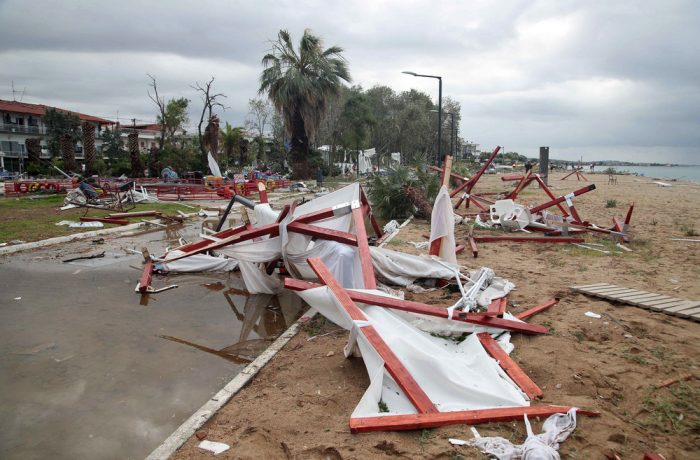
[607,165,700,182]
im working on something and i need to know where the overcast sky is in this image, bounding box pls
[1,0,698,163]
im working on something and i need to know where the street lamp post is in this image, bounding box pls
[431,110,455,160]
[402,71,442,167]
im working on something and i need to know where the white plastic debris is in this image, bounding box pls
[467,408,579,459]
[383,220,400,234]
[198,440,230,454]
[584,311,601,319]
[449,438,469,446]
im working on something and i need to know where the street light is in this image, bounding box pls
[402,70,443,167]
[431,110,455,160]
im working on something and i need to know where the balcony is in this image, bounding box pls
[0,123,46,135]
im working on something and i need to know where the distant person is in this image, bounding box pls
[316,168,324,187]
[525,161,533,173]
[590,162,595,172]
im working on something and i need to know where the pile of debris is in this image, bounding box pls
[431,148,634,257]
[134,176,598,456]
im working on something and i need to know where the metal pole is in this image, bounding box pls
[437,77,442,167]
[450,113,455,158]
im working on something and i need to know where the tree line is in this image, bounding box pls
[32,28,473,179]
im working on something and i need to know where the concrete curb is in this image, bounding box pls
[145,309,315,460]
[0,222,147,256]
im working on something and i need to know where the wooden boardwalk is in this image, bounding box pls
[571,283,700,322]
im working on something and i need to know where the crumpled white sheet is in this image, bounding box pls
[429,185,458,265]
[294,285,530,418]
[467,408,578,460]
[370,247,456,287]
[157,249,239,273]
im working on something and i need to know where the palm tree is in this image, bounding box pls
[219,122,245,167]
[259,29,351,179]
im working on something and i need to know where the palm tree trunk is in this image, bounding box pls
[25,138,41,172]
[82,122,96,176]
[128,132,142,177]
[290,109,310,179]
[148,146,159,177]
[61,134,77,173]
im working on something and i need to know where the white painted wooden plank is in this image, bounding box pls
[572,283,614,290]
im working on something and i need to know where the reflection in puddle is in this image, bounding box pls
[159,289,290,364]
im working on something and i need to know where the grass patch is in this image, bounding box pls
[642,382,700,434]
[606,199,617,208]
[418,428,432,451]
[303,316,326,337]
[680,223,698,237]
[0,195,193,243]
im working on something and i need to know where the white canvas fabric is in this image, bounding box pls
[157,251,239,273]
[429,185,458,265]
[370,247,457,286]
[295,286,530,418]
[207,152,222,177]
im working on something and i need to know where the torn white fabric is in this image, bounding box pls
[254,203,280,227]
[466,408,578,460]
[429,185,458,265]
[281,183,361,286]
[207,152,222,178]
[295,286,529,418]
[157,250,239,273]
[370,247,456,287]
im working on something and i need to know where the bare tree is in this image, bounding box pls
[245,98,272,163]
[147,74,167,152]
[192,77,226,163]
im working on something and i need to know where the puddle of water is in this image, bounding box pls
[0,223,305,460]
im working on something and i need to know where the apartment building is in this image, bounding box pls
[0,99,114,172]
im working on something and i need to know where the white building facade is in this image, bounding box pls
[0,99,114,173]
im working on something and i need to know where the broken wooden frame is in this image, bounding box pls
[284,278,549,335]
[301,257,597,433]
[162,185,383,290]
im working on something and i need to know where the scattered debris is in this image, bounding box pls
[655,373,695,389]
[63,252,106,263]
[585,311,602,319]
[197,440,230,455]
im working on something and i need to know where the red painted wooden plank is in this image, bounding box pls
[362,325,438,414]
[307,258,437,414]
[455,244,465,255]
[294,207,338,224]
[612,216,624,232]
[477,333,542,399]
[516,299,559,320]
[352,207,377,289]
[165,223,280,262]
[360,188,384,238]
[349,405,599,433]
[468,236,478,258]
[498,297,508,315]
[283,278,548,335]
[473,236,585,244]
[533,175,570,217]
[138,260,153,293]
[486,298,502,315]
[428,238,442,257]
[287,221,358,246]
[530,184,596,214]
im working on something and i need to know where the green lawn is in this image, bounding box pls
[0,194,194,243]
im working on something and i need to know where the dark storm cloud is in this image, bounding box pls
[0,0,698,163]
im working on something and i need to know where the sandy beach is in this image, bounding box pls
[165,171,700,459]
